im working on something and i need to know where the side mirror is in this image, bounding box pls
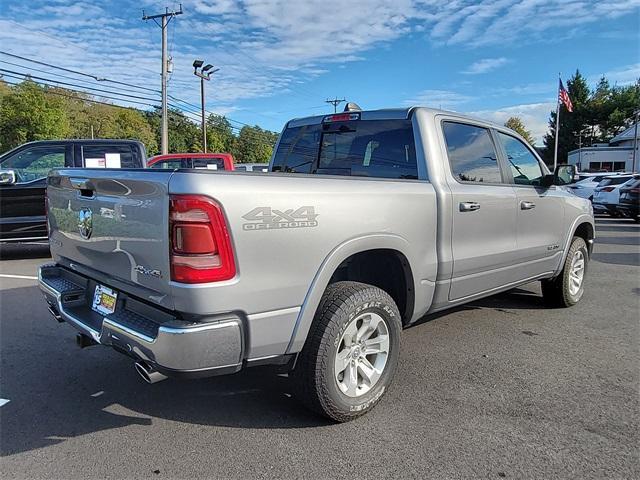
[0,169,16,185]
[554,164,576,186]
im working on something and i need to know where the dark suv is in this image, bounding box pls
[0,139,147,242]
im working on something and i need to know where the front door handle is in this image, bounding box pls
[459,201,480,212]
[520,201,536,210]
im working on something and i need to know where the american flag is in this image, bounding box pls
[558,79,573,112]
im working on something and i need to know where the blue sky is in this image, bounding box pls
[1,0,639,144]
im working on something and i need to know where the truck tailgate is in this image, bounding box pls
[47,169,174,309]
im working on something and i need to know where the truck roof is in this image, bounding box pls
[286,106,507,131]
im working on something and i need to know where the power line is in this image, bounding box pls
[0,51,160,94]
[1,78,152,110]
[0,73,160,109]
[326,97,346,113]
[0,59,160,98]
[0,68,160,103]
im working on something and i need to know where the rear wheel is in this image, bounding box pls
[293,281,401,422]
[541,236,588,307]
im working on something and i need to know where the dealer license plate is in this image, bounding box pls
[92,285,118,315]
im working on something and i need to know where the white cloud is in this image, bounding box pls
[467,102,555,145]
[1,0,638,121]
[589,63,640,86]
[403,89,472,108]
[462,57,509,75]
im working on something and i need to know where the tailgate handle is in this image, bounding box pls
[70,177,95,198]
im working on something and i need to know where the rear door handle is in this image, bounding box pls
[520,201,536,210]
[459,202,480,212]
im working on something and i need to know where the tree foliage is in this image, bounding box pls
[0,79,278,164]
[542,70,639,166]
[504,116,535,145]
[0,79,70,152]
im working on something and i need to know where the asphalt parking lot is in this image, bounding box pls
[1,216,638,479]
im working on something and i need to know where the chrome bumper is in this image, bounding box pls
[38,264,244,377]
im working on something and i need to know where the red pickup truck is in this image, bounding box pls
[147,153,235,171]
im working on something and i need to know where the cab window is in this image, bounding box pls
[82,145,137,168]
[193,158,225,170]
[150,159,183,169]
[0,145,68,183]
[497,132,544,186]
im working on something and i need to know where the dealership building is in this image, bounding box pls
[568,122,639,172]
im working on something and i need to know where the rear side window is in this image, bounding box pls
[497,132,543,186]
[272,119,418,180]
[272,125,321,174]
[599,177,632,187]
[82,145,137,168]
[442,122,502,183]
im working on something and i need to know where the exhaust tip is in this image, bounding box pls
[134,362,167,384]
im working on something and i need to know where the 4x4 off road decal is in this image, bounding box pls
[242,206,318,231]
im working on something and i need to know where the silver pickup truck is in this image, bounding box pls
[39,107,594,422]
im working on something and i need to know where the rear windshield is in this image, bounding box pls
[599,176,632,187]
[271,119,418,180]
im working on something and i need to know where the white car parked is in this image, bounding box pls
[569,174,611,200]
[592,174,637,216]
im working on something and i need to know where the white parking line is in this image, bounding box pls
[0,399,10,407]
[0,274,38,280]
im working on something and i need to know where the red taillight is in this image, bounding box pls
[601,187,615,192]
[169,195,236,283]
[630,188,640,194]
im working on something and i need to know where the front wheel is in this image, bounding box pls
[293,281,402,422]
[541,236,589,307]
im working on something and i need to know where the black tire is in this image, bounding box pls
[293,281,401,422]
[541,236,589,308]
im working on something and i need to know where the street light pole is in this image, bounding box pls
[193,60,219,153]
[200,75,206,153]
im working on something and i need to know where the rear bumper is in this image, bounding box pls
[38,264,244,377]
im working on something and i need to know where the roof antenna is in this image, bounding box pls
[343,102,362,112]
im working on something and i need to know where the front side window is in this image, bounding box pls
[0,145,67,183]
[82,145,136,168]
[442,122,502,183]
[497,132,544,186]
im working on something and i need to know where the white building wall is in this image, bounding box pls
[568,147,637,172]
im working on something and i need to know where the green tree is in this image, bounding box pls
[233,125,277,164]
[504,116,535,145]
[145,108,201,155]
[0,80,70,151]
[206,114,235,153]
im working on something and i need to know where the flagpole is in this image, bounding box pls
[553,73,561,171]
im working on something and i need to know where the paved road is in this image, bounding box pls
[1,218,638,479]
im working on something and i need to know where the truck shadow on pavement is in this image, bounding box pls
[0,282,549,457]
[0,285,331,457]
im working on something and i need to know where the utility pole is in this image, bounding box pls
[143,4,183,155]
[193,60,219,153]
[326,97,346,113]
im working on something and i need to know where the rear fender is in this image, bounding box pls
[285,233,421,354]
